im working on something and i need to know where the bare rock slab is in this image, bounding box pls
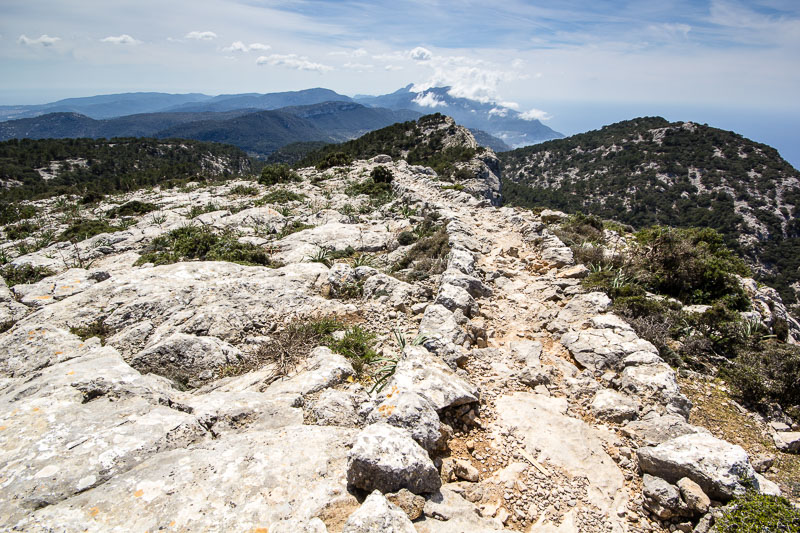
[347,422,441,494]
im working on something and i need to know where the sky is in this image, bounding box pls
[1,0,799,166]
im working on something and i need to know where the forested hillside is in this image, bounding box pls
[0,138,251,205]
[499,117,800,304]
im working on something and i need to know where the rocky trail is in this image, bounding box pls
[0,118,794,532]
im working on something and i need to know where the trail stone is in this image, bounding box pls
[367,391,446,452]
[642,474,689,519]
[637,433,757,500]
[347,423,440,494]
[386,489,426,520]
[677,477,710,514]
[383,346,478,412]
[622,414,707,447]
[420,303,467,347]
[773,431,800,453]
[342,490,416,533]
[591,389,641,423]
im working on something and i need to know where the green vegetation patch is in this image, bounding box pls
[393,224,450,282]
[58,219,124,243]
[107,200,157,218]
[135,225,278,267]
[70,318,111,345]
[1,264,54,287]
[716,491,800,533]
[259,164,301,186]
[257,188,306,205]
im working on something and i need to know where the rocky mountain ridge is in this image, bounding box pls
[0,116,797,532]
[499,117,800,307]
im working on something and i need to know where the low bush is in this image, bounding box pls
[370,165,393,184]
[276,220,314,239]
[70,318,111,345]
[1,264,54,286]
[397,231,416,246]
[227,184,260,196]
[327,325,379,375]
[316,152,352,171]
[107,200,157,218]
[716,491,800,533]
[135,225,278,267]
[725,341,800,409]
[259,164,300,186]
[345,179,392,204]
[57,219,122,243]
[257,189,306,205]
[393,226,450,281]
[4,220,39,241]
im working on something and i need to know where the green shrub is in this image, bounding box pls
[257,189,306,205]
[70,318,111,345]
[0,204,37,225]
[57,219,122,243]
[725,340,800,409]
[345,179,392,203]
[633,226,750,309]
[276,220,314,239]
[716,491,800,533]
[556,213,606,247]
[397,231,417,246]
[316,152,352,171]
[370,165,393,184]
[1,264,54,286]
[327,325,378,374]
[227,184,260,196]
[188,202,222,219]
[135,225,278,267]
[441,184,465,191]
[259,164,300,186]
[4,220,39,240]
[107,201,157,218]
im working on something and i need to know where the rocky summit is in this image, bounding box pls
[0,115,796,532]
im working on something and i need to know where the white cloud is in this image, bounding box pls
[330,47,368,57]
[499,101,520,110]
[488,107,509,117]
[17,34,60,47]
[412,91,448,108]
[410,46,433,61]
[343,62,374,71]
[223,41,270,53]
[647,22,691,41]
[256,54,333,72]
[101,34,140,45]
[185,31,217,40]
[384,64,403,71]
[520,108,552,121]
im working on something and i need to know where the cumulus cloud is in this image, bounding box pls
[330,48,368,57]
[101,34,140,45]
[223,41,270,53]
[256,54,333,72]
[488,107,509,117]
[17,34,60,46]
[185,31,217,40]
[412,91,448,108]
[384,64,403,71]
[520,108,552,121]
[410,46,433,61]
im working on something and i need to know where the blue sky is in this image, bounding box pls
[1,0,799,165]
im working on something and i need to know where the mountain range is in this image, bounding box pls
[0,87,559,155]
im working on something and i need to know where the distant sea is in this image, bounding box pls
[534,101,800,172]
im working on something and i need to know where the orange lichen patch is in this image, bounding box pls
[89,507,100,517]
[252,528,269,533]
[384,385,399,399]
[35,295,52,300]
[32,407,40,412]
[55,351,64,355]
[58,286,72,291]
[0,426,7,431]
[134,489,144,498]
[377,404,396,417]
[169,521,176,527]
[67,370,74,375]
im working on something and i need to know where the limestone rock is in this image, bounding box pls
[417,485,505,532]
[561,327,657,373]
[591,389,641,423]
[367,391,445,452]
[383,346,479,412]
[131,332,243,387]
[342,490,416,533]
[677,477,710,514]
[637,433,757,500]
[773,431,800,453]
[347,423,441,494]
[274,222,391,264]
[643,474,689,519]
[435,283,478,317]
[420,303,467,347]
[386,489,426,520]
[622,414,708,447]
[310,388,366,427]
